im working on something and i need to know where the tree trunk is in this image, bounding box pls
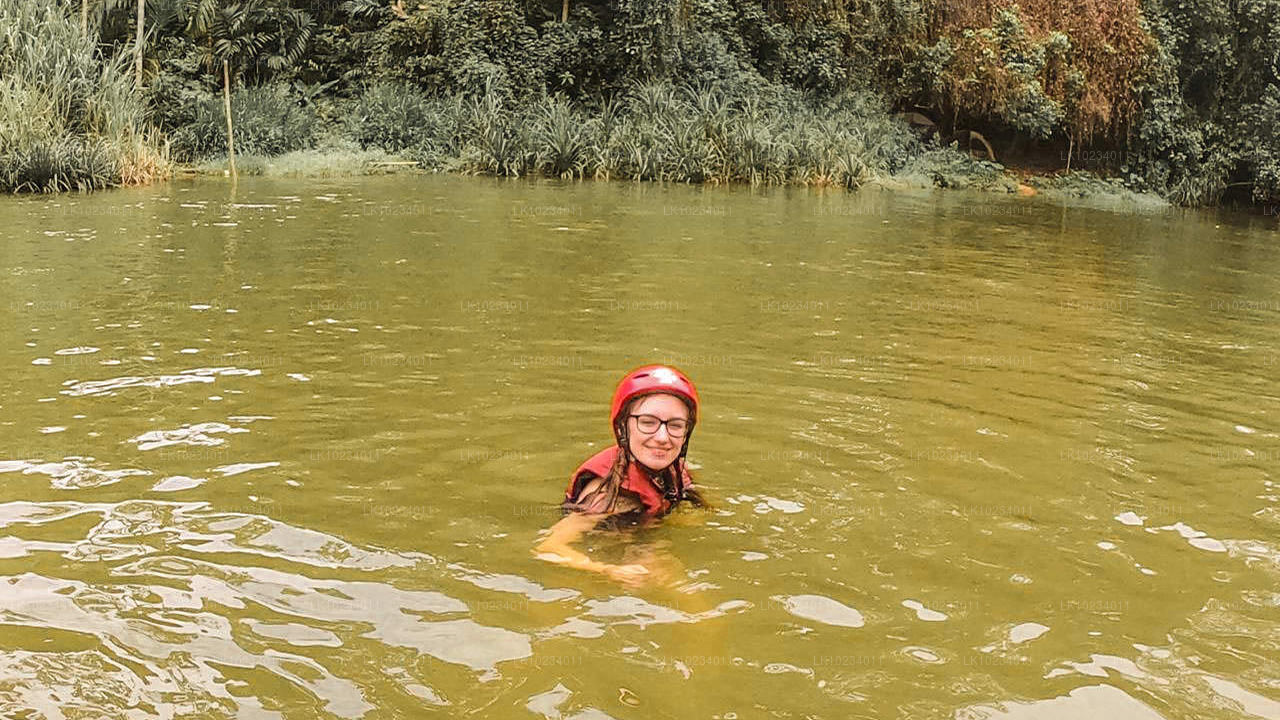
[223,59,237,179]
[133,0,144,87]
[561,0,568,22]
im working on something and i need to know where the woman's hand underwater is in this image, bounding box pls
[603,563,651,587]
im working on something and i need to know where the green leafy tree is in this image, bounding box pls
[183,0,312,175]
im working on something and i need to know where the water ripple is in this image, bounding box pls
[61,367,261,398]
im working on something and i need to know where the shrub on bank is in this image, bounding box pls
[896,148,1012,192]
[174,75,1006,195]
[171,84,317,161]
[1124,0,1280,205]
[338,79,924,189]
[345,82,440,153]
[0,0,166,192]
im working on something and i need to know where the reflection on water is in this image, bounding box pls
[1,175,1278,717]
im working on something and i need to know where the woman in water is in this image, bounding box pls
[535,364,708,583]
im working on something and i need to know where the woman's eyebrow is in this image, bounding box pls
[636,411,689,420]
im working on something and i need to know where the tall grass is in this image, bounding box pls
[0,0,167,192]
[531,96,590,179]
[345,82,438,153]
[344,80,919,189]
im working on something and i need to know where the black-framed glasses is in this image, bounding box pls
[628,414,691,438]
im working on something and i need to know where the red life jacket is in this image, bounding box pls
[564,445,693,517]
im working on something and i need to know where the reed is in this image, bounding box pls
[335,78,923,189]
[530,95,590,179]
[0,0,167,192]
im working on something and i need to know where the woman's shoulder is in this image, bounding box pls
[567,475,608,512]
[567,474,644,516]
[575,475,606,498]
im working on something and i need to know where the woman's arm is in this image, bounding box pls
[535,511,609,571]
[534,479,649,582]
[535,512,651,583]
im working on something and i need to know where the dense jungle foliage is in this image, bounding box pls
[3,0,1279,206]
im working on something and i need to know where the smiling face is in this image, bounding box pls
[625,393,692,472]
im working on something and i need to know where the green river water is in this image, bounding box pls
[1,175,1278,719]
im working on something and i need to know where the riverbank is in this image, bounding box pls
[0,0,1181,213]
[7,0,1279,206]
[180,140,1170,214]
[171,76,1173,211]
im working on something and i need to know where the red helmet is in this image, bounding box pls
[610,364,700,435]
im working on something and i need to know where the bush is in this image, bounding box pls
[172,84,317,160]
[934,1,1148,143]
[0,135,119,193]
[455,85,533,176]
[1127,0,1280,204]
[530,95,592,178]
[538,17,610,97]
[345,82,438,152]
[144,37,213,135]
[0,0,165,191]
[896,147,1012,191]
[425,79,915,187]
[337,77,921,188]
[369,0,545,98]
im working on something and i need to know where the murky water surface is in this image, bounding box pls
[2,175,1278,719]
